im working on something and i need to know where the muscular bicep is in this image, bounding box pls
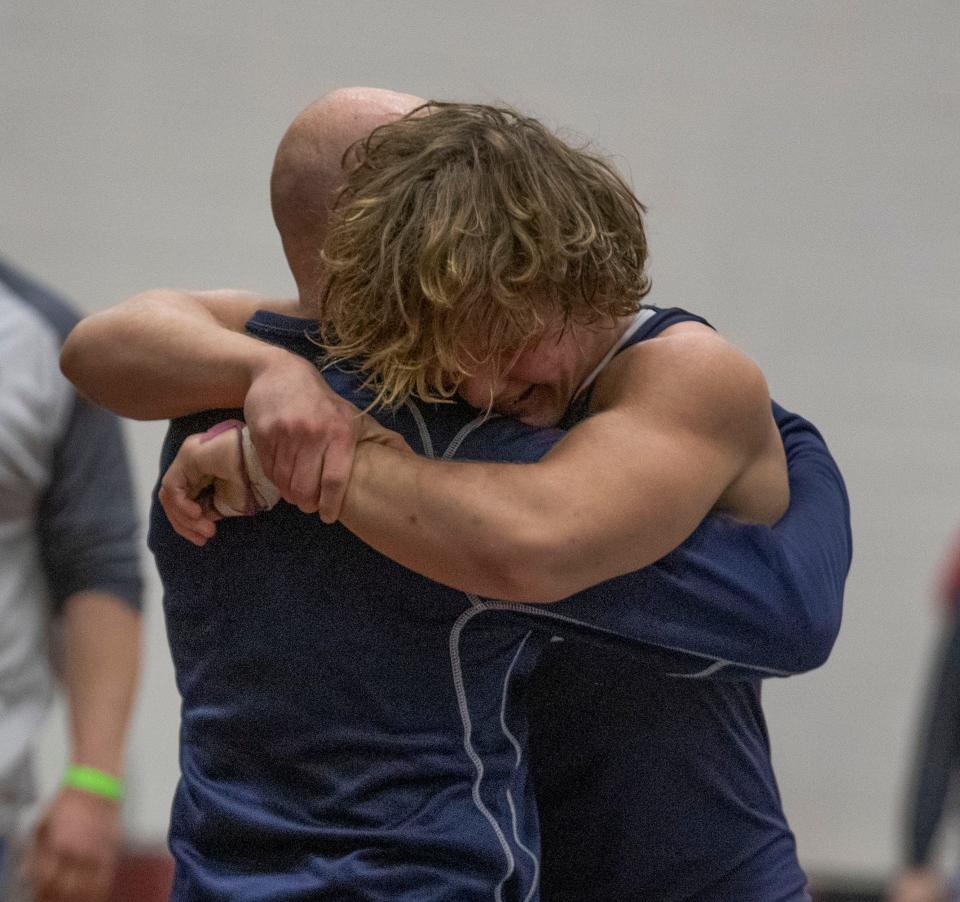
[524,335,778,594]
[535,407,742,586]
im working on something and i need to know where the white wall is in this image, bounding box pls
[2,0,957,878]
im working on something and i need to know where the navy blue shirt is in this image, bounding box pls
[149,308,849,900]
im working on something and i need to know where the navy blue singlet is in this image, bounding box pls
[531,306,849,902]
[149,307,849,900]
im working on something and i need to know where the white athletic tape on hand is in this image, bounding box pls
[204,421,281,517]
[241,426,281,512]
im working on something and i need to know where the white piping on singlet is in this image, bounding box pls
[404,401,435,459]
[500,635,532,768]
[667,659,731,679]
[405,403,527,897]
[501,633,540,902]
[404,401,497,465]
[447,599,782,900]
[448,605,519,902]
[571,307,657,402]
[444,412,498,460]
[507,788,539,902]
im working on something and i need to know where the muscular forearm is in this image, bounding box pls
[61,592,142,775]
[338,415,724,602]
[333,406,846,671]
[341,444,593,602]
[60,290,289,419]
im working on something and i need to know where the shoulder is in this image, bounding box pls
[594,323,787,523]
[597,323,771,440]
[0,289,74,478]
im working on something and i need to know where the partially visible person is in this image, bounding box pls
[891,532,960,902]
[0,258,142,902]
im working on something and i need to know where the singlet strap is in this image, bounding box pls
[572,308,657,402]
[561,307,714,428]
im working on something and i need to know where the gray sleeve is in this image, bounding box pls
[37,394,144,613]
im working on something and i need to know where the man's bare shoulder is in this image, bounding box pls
[592,322,788,523]
[595,323,771,433]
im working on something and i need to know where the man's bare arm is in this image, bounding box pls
[147,311,785,602]
[60,289,301,418]
[61,290,362,520]
[159,331,784,603]
[338,333,787,602]
[25,592,141,902]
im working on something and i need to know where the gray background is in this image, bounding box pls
[3,0,957,881]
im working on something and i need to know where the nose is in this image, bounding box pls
[459,372,504,411]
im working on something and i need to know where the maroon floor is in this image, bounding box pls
[106,850,887,901]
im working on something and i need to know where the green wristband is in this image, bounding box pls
[63,764,124,801]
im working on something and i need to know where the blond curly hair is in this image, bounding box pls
[317,101,651,407]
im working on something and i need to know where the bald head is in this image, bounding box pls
[271,87,425,301]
